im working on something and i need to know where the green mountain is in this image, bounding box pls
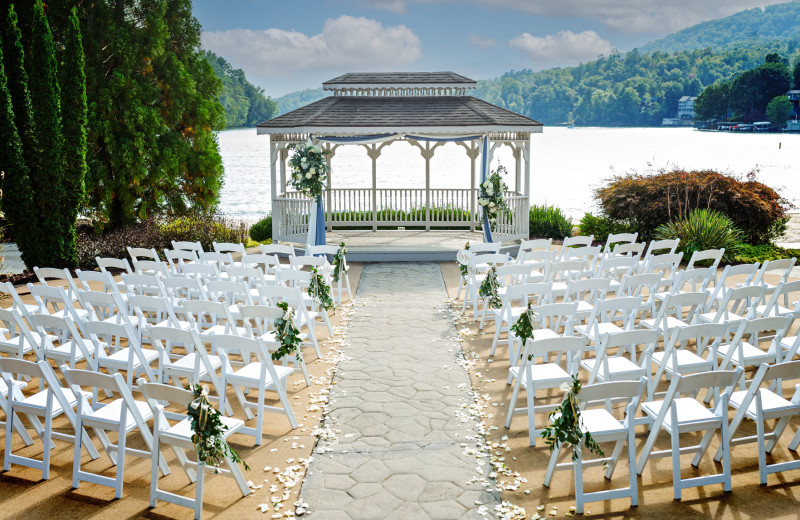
[203,51,278,127]
[276,88,328,115]
[639,1,800,54]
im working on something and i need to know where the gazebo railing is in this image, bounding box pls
[273,188,528,242]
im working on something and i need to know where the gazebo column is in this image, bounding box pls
[269,139,279,240]
[279,148,288,195]
[324,143,337,232]
[523,139,531,199]
[512,144,522,193]
[425,142,431,231]
[458,141,481,232]
[366,144,379,232]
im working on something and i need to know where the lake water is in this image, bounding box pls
[217,127,800,221]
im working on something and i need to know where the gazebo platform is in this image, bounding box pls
[286,230,518,262]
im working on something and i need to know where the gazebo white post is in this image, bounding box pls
[523,139,531,198]
[513,144,522,194]
[269,138,278,240]
[325,143,334,232]
[367,144,379,232]
[279,148,287,194]
[425,141,431,231]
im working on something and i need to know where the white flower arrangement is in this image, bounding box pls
[477,165,510,231]
[288,139,330,199]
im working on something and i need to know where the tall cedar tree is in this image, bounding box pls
[0,30,42,268]
[29,1,66,265]
[1,5,43,267]
[58,8,86,266]
[80,0,224,228]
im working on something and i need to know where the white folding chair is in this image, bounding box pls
[240,304,311,386]
[607,241,644,261]
[557,235,594,261]
[307,244,352,304]
[582,328,659,386]
[636,238,680,274]
[654,267,715,302]
[488,282,550,358]
[641,252,683,282]
[478,263,532,331]
[0,307,43,363]
[133,259,170,277]
[515,249,556,283]
[751,258,797,297]
[205,279,255,322]
[164,248,198,275]
[640,291,706,333]
[505,336,585,445]
[211,334,298,444]
[509,302,579,371]
[213,242,247,269]
[261,243,296,261]
[84,320,159,390]
[563,277,610,325]
[138,380,249,519]
[182,263,222,283]
[256,285,322,357]
[62,366,168,498]
[543,378,646,514]
[96,257,133,296]
[28,283,90,325]
[715,360,800,483]
[515,238,552,260]
[648,322,725,401]
[29,313,97,371]
[716,316,793,389]
[563,245,602,277]
[755,280,800,318]
[614,272,661,319]
[686,248,725,272]
[0,358,99,479]
[601,232,638,256]
[547,259,586,301]
[240,253,280,280]
[575,296,641,346]
[181,299,247,340]
[148,326,233,415]
[0,376,34,446]
[0,281,40,325]
[698,284,765,326]
[171,240,204,256]
[594,256,637,291]
[461,253,511,317]
[636,368,742,500]
[77,289,135,327]
[709,262,760,311]
[198,251,235,273]
[33,266,81,303]
[162,276,209,308]
[122,273,165,298]
[127,246,160,263]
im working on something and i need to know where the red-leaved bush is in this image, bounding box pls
[594,169,790,243]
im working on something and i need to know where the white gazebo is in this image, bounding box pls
[257,72,543,246]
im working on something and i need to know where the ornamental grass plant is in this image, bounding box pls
[654,209,743,262]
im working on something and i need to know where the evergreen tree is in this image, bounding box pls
[29,0,65,264]
[0,31,41,268]
[58,7,86,266]
[793,60,800,89]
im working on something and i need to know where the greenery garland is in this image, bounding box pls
[187,384,250,472]
[331,241,348,283]
[478,264,502,309]
[541,375,605,464]
[510,303,535,347]
[478,165,510,232]
[288,139,329,199]
[272,301,304,362]
[309,266,335,312]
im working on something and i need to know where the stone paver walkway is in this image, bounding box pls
[301,263,500,519]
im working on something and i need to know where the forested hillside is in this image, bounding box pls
[639,1,800,54]
[276,88,327,115]
[204,51,278,127]
[475,42,799,126]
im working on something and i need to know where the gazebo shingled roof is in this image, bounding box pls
[323,71,477,88]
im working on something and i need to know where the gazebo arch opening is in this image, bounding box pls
[257,72,543,246]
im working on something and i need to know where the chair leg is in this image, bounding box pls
[574,445,585,514]
[757,416,768,485]
[150,432,160,508]
[43,412,53,480]
[670,428,682,500]
[115,425,126,499]
[628,424,639,507]
[194,461,205,520]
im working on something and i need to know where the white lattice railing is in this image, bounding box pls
[273,188,528,242]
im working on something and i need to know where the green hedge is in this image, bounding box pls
[578,213,635,243]
[249,215,272,242]
[529,205,572,239]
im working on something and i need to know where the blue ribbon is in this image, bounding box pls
[315,196,326,246]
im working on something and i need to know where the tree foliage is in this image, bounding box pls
[203,50,277,127]
[767,95,793,127]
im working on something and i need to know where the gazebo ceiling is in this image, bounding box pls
[256,95,543,136]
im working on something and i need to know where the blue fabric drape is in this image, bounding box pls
[481,136,493,243]
[315,196,326,246]
[313,134,398,143]
[405,134,483,142]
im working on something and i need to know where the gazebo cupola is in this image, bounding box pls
[257,72,542,245]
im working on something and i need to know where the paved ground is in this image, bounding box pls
[300,263,500,519]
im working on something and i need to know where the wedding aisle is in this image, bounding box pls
[300,263,501,519]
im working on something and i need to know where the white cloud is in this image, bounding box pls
[468,34,496,48]
[201,15,421,77]
[388,0,787,33]
[360,0,408,14]
[510,30,614,65]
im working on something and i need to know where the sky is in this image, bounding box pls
[194,0,790,98]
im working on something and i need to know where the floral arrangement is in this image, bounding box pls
[541,375,605,463]
[272,302,304,362]
[309,266,335,312]
[510,303,535,347]
[187,384,250,472]
[331,242,348,283]
[288,139,330,199]
[478,165,510,231]
[458,242,471,278]
[478,263,502,309]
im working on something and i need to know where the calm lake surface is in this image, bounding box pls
[217,127,800,221]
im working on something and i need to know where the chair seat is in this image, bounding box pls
[170,353,222,373]
[231,362,293,386]
[576,322,624,338]
[642,397,720,432]
[781,336,798,351]
[581,357,643,378]
[100,347,160,369]
[729,388,799,419]
[580,408,627,437]
[83,398,154,429]
[532,328,560,341]
[698,311,746,324]
[716,341,773,366]
[756,304,792,317]
[51,308,90,321]
[640,316,690,330]
[651,350,710,372]
[0,336,37,355]
[509,363,571,388]
[45,342,87,362]
[20,387,89,415]
[153,319,193,331]
[0,378,26,396]
[200,325,248,338]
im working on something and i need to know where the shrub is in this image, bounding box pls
[733,243,800,264]
[654,209,743,262]
[595,169,790,243]
[160,214,248,252]
[578,213,635,243]
[249,215,272,242]
[529,205,572,239]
